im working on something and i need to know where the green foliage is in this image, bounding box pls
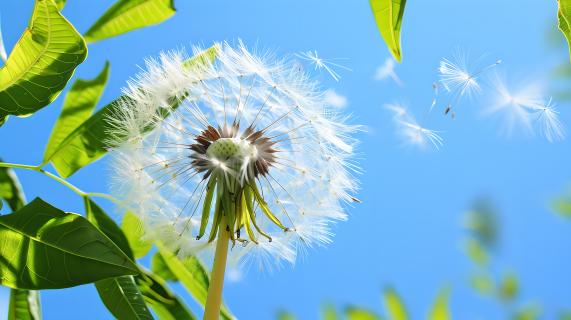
[43,45,218,178]
[54,0,67,11]
[464,200,498,249]
[122,212,153,259]
[499,271,519,302]
[94,276,154,320]
[8,289,41,320]
[0,0,87,120]
[84,198,153,320]
[0,197,138,290]
[551,191,571,219]
[277,310,298,320]
[43,62,110,164]
[151,252,178,281]
[383,286,408,320]
[369,0,406,62]
[84,0,176,44]
[346,307,384,320]
[136,266,198,320]
[558,0,571,61]
[513,304,542,320]
[427,286,451,320]
[464,238,489,267]
[322,303,340,320]
[156,244,235,320]
[0,158,26,212]
[468,273,494,296]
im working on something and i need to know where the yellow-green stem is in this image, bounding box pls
[0,162,119,203]
[203,215,230,320]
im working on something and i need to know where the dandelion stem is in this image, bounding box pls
[203,215,230,320]
[0,162,119,204]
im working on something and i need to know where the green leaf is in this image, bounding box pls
[498,271,519,302]
[468,272,495,296]
[559,311,571,320]
[54,0,67,11]
[558,0,571,61]
[277,310,297,320]
[369,0,407,62]
[84,198,154,320]
[122,211,153,260]
[322,303,340,320]
[346,307,384,320]
[0,197,138,290]
[135,265,198,320]
[156,244,235,320]
[0,0,87,119]
[464,238,489,267]
[151,252,177,281]
[8,289,41,320]
[427,286,451,320]
[464,199,498,249]
[383,286,408,320]
[43,61,110,163]
[84,0,176,44]
[513,304,542,320]
[44,45,218,178]
[0,157,27,212]
[95,276,154,320]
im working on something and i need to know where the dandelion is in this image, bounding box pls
[439,47,500,113]
[386,100,444,149]
[528,98,567,142]
[107,40,361,319]
[375,57,406,88]
[295,50,352,81]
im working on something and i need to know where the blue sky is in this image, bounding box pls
[1,0,570,319]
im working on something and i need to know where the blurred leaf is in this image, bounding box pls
[54,0,66,10]
[513,304,542,320]
[551,190,571,219]
[277,310,297,320]
[427,286,451,320]
[84,0,176,44]
[322,302,340,320]
[499,271,519,302]
[465,238,489,267]
[0,198,3,211]
[383,286,408,320]
[0,0,87,120]
[84,198,153,320]
[559,311,571,320]
[346,307,384,320]
[135,265,198,320]
[44,62,110,164]
[152,252,178,281]
[464,200,498,249]
[369,0,406,62]
[0,13,7,63]
[0,197,138,289]
[469,272,495,296]
[44,45,218,178]
[8,289,41,320]
[0,157,26,212]
[558,0,571,61]
[122,211,153,259]
[156,244,235,320]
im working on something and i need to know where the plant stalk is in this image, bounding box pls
[203,215,230,320]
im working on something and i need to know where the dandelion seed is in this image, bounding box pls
[439,47,500,110]
[445,105,451,115]
[528,98,567,142]
[108,41,361,277]
[388,99,444,149]
[376,58,406,88]
[295,51,352,81]
[433,82,438,95]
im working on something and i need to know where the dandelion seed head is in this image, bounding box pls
[107,40,361,272]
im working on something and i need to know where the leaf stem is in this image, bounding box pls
[0,162,118,203]
[203,216,230,320]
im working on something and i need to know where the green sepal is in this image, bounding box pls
[244,186,272,242]
[241,191,258,244]
[249,179,287,230]
[198,172,217,239]
[221,190,236,242]
[207,200,222,243]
